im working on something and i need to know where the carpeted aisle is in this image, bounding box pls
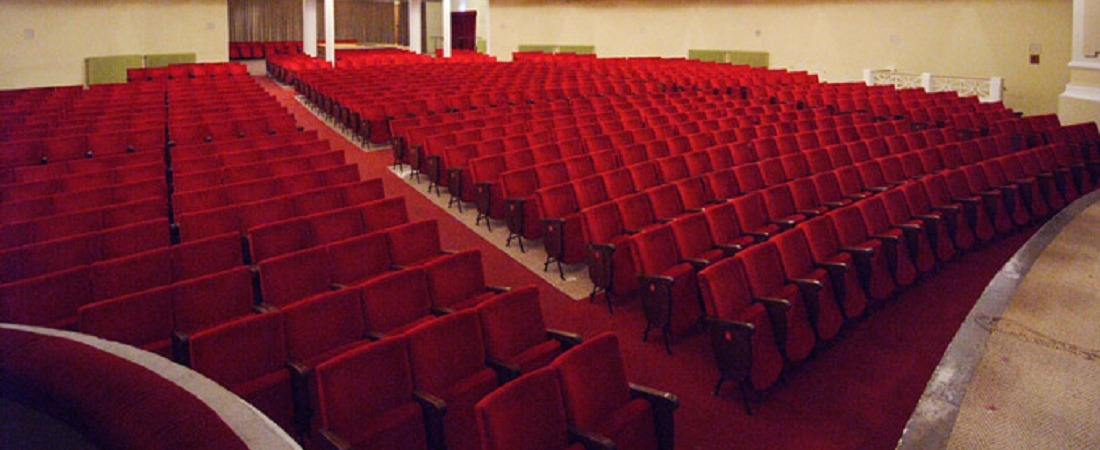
[258,76,1036,450]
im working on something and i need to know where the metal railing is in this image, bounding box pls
[863,69,1004,102]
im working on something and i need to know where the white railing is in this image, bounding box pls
[863,69,1004,103]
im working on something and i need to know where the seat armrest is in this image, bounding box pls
[746,230,771,242]
[365,330,387,341]
[754,296,792,310]
[682,257,711,271]
[788,277,824,290]
[330,283,346,290]
[931,204,961,213]
[171,331,191,366]
[844,194,868,200]
[871,234,900,243]
[486,357,522,384]
[568,426,616,450]
[913,213,942,222]
[894,223,922,231]
[587,242,617,253]
[414,390,448,450]
[839,246,875,256]
[640,274,676,286]
[630,383,680,450]
[798,209,823,217]
[547,329,584,349]
[704,316,756,335]
[823,201,848,208]
[716,243,743,257]
[317,429,353,450]
[867,186,889,193]
[685,207,704,214]
[486,285,511,294]
[431,306,455,316]
[541,217,566,226]
[253,302,279,314]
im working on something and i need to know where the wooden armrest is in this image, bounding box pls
[486,357,522,384]
[431,306,455,316]
[746,230,771,242]
[894,223,922,231]
[630,383,681,411]
[317,429,353,450]
[913,214,941,222]
[547,329,584,349]
[840,246,875,256]
[486,285,511,294]
[414,390,447,450]
[754,296,792,310]
[365,330,387,341]
[788,277,824,290]
[823,201,848,208]
[872,234,900,242]
[568,426,616,450]
[588,242,617,253]
[716,243,743,255]
[330,283,346,290]
[682,257,711,270]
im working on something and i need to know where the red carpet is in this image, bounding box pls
[260,77,1036,450]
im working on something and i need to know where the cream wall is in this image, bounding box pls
[490,0,1072,116]
[0,0,229,89]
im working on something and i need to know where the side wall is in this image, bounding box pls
[0,0,229,89]
[490,0,1073,115]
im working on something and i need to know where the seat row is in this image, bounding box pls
[171,149,345,194]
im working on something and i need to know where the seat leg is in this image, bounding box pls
[712,377,726,397]
[740,381,755,416]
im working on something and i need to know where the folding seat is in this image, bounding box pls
[475,368,587,450]
[185,312,296,434]
[314,337,428,450]
[248,218,314,264]
[590,150,621,173]
[688,132,716,152]
[705,145,735,170]
[656,155,690,183]
[1046,142,1094,195]
[673,176,713,212]
[937,143,966,169]
[552,333,679,450]
[600,167,636,200]
[941,169,997,242]
[761,184,811,228]
[563,155,596,180]
[499,167,543,248]
[645,184,686,222]
[696,257,783,413]
[884,135,910,154]
[802,148,832,174]
[424,249,503,313]
[751,138,779,160]
[407,310,500,450]
[258,247,336,308]
[536,183,587,275]
[772,134,798,156]
[836,126,862,144]
[644,140,671,160]
[475,285,580,382]
[834,166,877,201]
[854,160,895,193]
[730,191,784,241]
[850,139,879,161]
[358,196,409,233]
[856,197,918,287]
[959,164,1016,234]
[172,266,256,341]
[826,206,897,300]
[670,212,733,272]
[469,155,508,223]
[733,163,766,193]
[89,248,173,303]
[794,132,820,152]
[282,289,370,433]
[787,177,831,217]
[778,153,810,181]
[79,285,175,358]
[759,158,788,186]
[667,135,692,155]
[771,228,845,342]
[995,154,1051,218]
[825,144,854,168]
[1019,148,1071,209]
[728,142,758,165]
[633,224,704,353]
[880,189,938,272]
[703,168,741,202]
[736,242,816,363]
[977,160,1031,227]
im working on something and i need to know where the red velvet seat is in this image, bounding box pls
[384,219,446,268]
[186,312,296,434]
[737,242,816,363]
[475,285,580,382]
[314,336,428,450]
[900,180,966,260]
[407,310,500,450]
[919,174,978,251]
[632,224,703,353]
[582,201,638,306]
[856,196,918,287]
[731,191,782,241]
[646,184,686,222]
[772,229,845,342]
[78,285,175,357]
[258,247,335,308]
[697,257,784,413]
[978,160,1032,227]
[173,267,256,337]
[424,249,502,312]
[552,333,679,450]
[359,268,435,337]
[797,216,869,319]
[536,183,587,276]
[828,206,896,300]
[880,189,938,273]
[943,169,998,242]
[475,367,589,450]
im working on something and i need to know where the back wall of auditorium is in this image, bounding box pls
[0,0,1079,118]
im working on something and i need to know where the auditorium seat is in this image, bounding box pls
[633,224,704,353]
[475,367,591,450]
[424,249,504,313]
[407,309,500,450]
[737,242,816,363]
[475,285,581,382]
[313,336,429,450]
[552,333,679,450]
[856,197,919,287]
[772,229,845,342]
[582,201,638,307]
[797,216,869,319]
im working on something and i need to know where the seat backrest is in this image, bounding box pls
[171,232,244,281]
[628,162,662,191]
[385,220,442,267]
[476,367,571,450]
[702,201,744,245]
[738,241,788,296]
[670,212,715,261]
[258,247,332,308]
[90,248,173,302]
[282,289,366,364]
[733,163,765,193]
[360,197,409,232]
[831,205,871,246]
[551,332,633,431]
[601,168,636,199]
[249,218,314,263]
[189,311,287,388]
[424,249,487,311]
[407,309,488,394]
[704,168,740,200]
[572,175,609,209]
[797,215,841,262]
[173,266,254,334]
[537,183,580,219]
[771,228,817,280]
[476,285,549,363]
[582,202,625,244]
[731,191,769,231]
[697,256,753,319]
[646,184,684,221]
[857,196,893,235]
[880,189,915,225]
[633,224,682,275]
[315,336,423,447]
[78,284,174,354]
[359,268,433,335]
[761,184,798,220]
[616,192,657,232]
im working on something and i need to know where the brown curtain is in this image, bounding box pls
[229,0,410,45]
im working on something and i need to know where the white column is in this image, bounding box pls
[442,0,452,58]
[1059,0,1100,125]
[409,0,423,54]
[324,0,335,65]
[920,73,934,93]
[303,0,317,57]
